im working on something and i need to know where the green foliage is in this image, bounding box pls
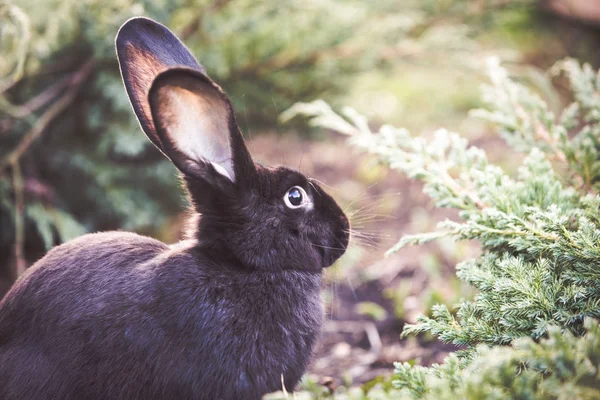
[263,374,402,400]
[284,57,600,346]
[285,57,600,397]
[394,318,600,400]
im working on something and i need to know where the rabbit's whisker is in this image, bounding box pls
[341,184,381,212]
[345,228,384,248]
[347,237,378,248]
[351,221,390,228]
[350,232,383,240]
[298,149,306,171]
[308,177,335,191]
[348,200,392,215]
[307,180,322,197]
[350,212,392,219]
[350,211,396,221]
[346,228,388,238]
[311,243,347,251]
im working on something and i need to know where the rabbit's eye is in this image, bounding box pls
[284,186,310,209]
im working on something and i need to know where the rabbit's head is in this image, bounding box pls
[116,18,349,272]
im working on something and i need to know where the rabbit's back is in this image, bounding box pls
[0,231,168,334]
[0,231,324,400]
[0,231,170,398]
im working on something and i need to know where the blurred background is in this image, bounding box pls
[2,0,600,387]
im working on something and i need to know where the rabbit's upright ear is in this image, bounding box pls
[116,17,255,184]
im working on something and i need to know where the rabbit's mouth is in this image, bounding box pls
[314,231,349,268]
[325,218,350,267]
[312,244,329,266]
[314,246,335,268]
[324,246,346,267]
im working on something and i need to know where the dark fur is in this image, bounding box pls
[0,17,349,400]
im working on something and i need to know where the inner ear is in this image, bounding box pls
[116,17,205,151]
[149,70,235,181]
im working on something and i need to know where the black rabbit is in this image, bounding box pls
[0,17,349,400]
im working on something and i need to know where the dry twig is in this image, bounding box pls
[2,58,95,276]
[2,74,73,119]
[12,161,25,278]
[0,59,95,172]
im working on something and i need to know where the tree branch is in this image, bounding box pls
[1,74,73,119]
[0,59,95,172]
[12,161,25,277]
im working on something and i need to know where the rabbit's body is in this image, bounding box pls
[0,17,348,400]
[0,231,322,399]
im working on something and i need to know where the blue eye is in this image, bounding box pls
[288,188,303,206]
[284,186,309,209]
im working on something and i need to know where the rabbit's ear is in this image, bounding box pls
[116,17,255,184]
[148,68,255,183]
[116,17,204,152]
